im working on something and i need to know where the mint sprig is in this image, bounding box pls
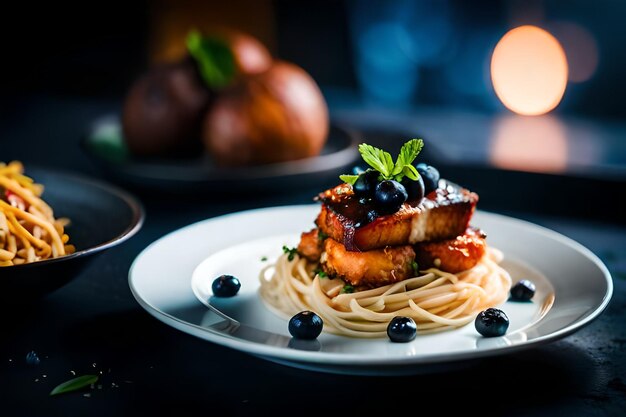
[359,143,395,178]
[339,174,359,184]
[186,30,236,89]
[341,139,424,185]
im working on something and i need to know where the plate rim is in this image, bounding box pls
[128,205,613,367]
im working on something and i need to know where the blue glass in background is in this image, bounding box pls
[348,0,452,106]
[347,0,505,111]
[440,29,501,111]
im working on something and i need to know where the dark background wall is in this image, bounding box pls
[1,0,625,120]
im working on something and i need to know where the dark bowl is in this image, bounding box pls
[1,168,144,299]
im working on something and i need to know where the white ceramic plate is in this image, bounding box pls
[129,205,613,375]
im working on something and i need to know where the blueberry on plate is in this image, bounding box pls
[416,163,440,194]
[352,170,379,199]
[288,311,323,340]
[211,275,241,297]
[475,308,509,337]
[387,316,417,343]
[401,175,425,202]
[374,180,408,215]
[510,280,536,301]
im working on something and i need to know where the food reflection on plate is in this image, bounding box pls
[121,28,329,166]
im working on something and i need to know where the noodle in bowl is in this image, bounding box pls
[0,161,75,266]
[259,247,511,338]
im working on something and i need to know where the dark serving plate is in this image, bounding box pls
[1,168,144,300]
[82,115,361,194]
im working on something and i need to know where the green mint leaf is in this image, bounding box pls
[50,375,99,396]
[340,284,355,294]
[396,139,424,169]
[392,139,424,182]
[186,30,236,89]
[339,174,359,185]
[400,164,419,181]
[358,144,394,178]
[317,230,328,241]
[341,139,425,184]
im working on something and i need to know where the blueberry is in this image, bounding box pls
[366,209,379,223]
[25,351,40,366]
[387,316,417,342]
[510,280,536,301]
[352,170,380,199]
[374,180,408,215]
[475,308,509,337]
[401,176,425,202]
[211,275,241,297]
[288,311,323,340]
[416,163,440,194]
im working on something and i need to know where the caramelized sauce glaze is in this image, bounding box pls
[316,180,472,251]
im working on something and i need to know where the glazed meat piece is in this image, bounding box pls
[316,181,478,251]
[317,228,487,289]
[415,227,487,273]
[321,238,416,288]
[297,228,323,262]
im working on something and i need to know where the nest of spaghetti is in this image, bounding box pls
[259,181,512,338]
[0,161,75,266]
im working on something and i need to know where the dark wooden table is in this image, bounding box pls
[2,96,625,416]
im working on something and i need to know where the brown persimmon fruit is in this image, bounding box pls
[202,61,329,166]
[208,29,272,76]
[122,57,210,157]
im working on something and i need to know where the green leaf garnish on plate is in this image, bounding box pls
[340,284,355,294]
[282,245,299,262]
[340,139,424,184]
[88,121,130,164]
[50,374,99,396]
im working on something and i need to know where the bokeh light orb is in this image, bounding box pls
[491,25,568,116]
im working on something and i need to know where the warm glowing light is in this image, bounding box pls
[490,115,568,173]
[491,26,568,116]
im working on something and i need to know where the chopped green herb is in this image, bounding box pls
[340,284,355,294]
[50,374,99,396]
[313,268,328,278]
[411,261,419,276]
[340,139,424,184]
[282,245,299,261]
[317,230,328,241]
[260,256,268,262]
